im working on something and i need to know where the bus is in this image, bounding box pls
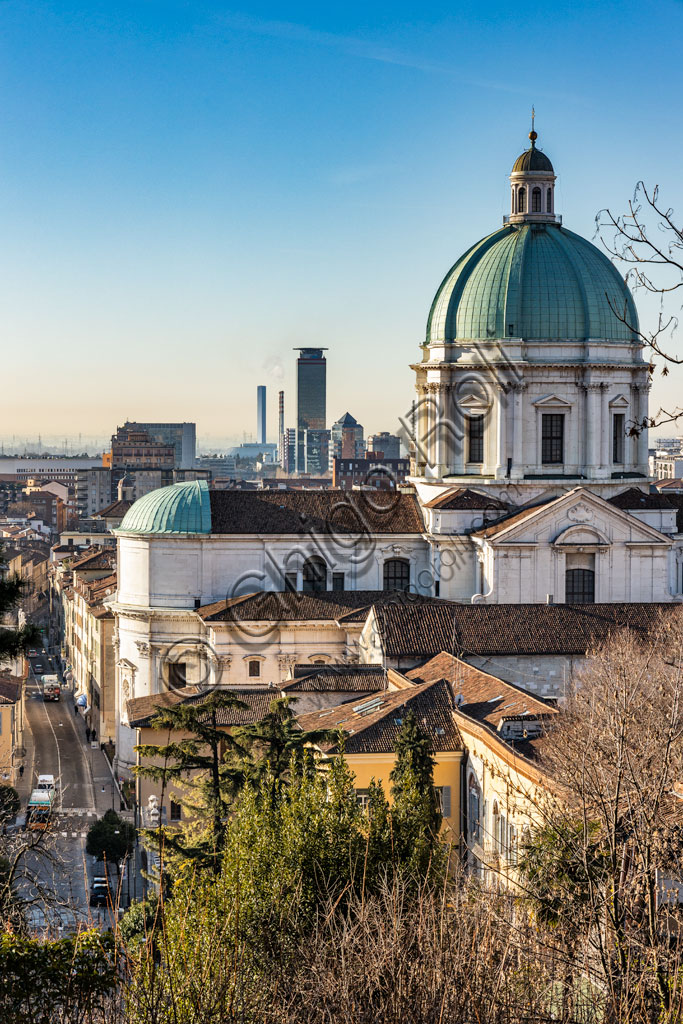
[27,789,54,830]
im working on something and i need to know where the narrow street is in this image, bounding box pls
[17,647,125,932]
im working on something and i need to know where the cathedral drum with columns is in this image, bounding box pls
[108,129,683,771]
[410,128,683,606]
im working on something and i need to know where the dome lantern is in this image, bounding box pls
[508,113,557,224]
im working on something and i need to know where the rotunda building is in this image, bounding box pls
[411,130,650,501]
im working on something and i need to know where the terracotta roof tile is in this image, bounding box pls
[127,686,276,728]
[377,601,678,658]
[94,499,134,518]
[296,679,462,755]
[71,547,116,571]
[208,489,424,535]
[473,499,555,538]
[406,653,557,729]
[0,673,22,704]
[282,665,387,693]
[198,590,444,624]
[608,487,675,510]
[422,488,509,512]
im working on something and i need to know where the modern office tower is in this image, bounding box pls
[303,429,330,475]
[295,348,327,472]
[256,386,267,446]
[278,391,285,468]
[367,432,402,459]
[329,412,364,468]
[127,422,196,469]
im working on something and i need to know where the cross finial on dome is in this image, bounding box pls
[529,106,537,146]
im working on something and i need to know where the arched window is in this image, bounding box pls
[565,568,595,604]
[517,187,525,213]
[531,187,541,213]
[302,556,327,593]
[468,776,481,844]
[546,187,552,212]
[511,189,516,214]
[383,558,410,593]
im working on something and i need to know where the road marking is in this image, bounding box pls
[36,677,63,811]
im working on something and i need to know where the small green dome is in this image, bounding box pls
[512,146,554,173]
[118,480,212,535]
[427,223,639,343]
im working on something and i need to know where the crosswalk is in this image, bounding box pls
[53,807,96,840]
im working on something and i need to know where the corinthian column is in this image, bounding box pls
[495,383,508,476]
[585,384,601,475]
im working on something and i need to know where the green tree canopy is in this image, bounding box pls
[0,545,40,662]
[234,695,336,786]
[85,809,135,874]
[134,689,249,872]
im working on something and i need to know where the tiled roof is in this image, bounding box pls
[608,487,674,510]
[422,488,509,512]
[0,674,22,704]
[296,679,462,755]
[406,653,557,729]
[94,499,133,518]
[197,590,441,624]
[208,489,424,535]
[282,664,387,693]
[656,479,683,491]
[473,499,555,538]
[377,602,678,658]
[71,547,116,571]
[659,493,683,532]
[127,686,276,728]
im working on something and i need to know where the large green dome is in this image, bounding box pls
[427,223,639,344]
[118,480,212,535]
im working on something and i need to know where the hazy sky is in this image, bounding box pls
[3,0,683,445]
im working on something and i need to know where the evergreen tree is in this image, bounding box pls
[135,689,249,873]
[0,545,40,662]
[389,710,443,875]
[85,809,136,876]
[234,696,337,786]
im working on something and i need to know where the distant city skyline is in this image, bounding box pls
[3,1,683,437]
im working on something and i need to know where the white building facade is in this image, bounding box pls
[108,130,683,771]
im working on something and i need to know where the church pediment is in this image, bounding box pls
[475,488,672,547]
[532,394,573,409]
[609,393,630,408]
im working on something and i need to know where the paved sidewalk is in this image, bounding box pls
[15,686,35,807]
[70,703,132,821]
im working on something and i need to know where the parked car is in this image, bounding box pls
[28,649,38,657]
[89,877,110,907]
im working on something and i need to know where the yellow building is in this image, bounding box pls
[0,673,25,786]
[407,653,558,884]
[296,678,464,842]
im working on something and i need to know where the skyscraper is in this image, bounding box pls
[295,348,327,471]
[256,386,266,446]
[278,390,285,469]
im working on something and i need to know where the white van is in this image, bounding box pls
[36,775,56,795]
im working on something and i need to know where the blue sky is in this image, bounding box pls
[3,0,683,445]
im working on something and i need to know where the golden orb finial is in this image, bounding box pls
[529,105,537,145]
